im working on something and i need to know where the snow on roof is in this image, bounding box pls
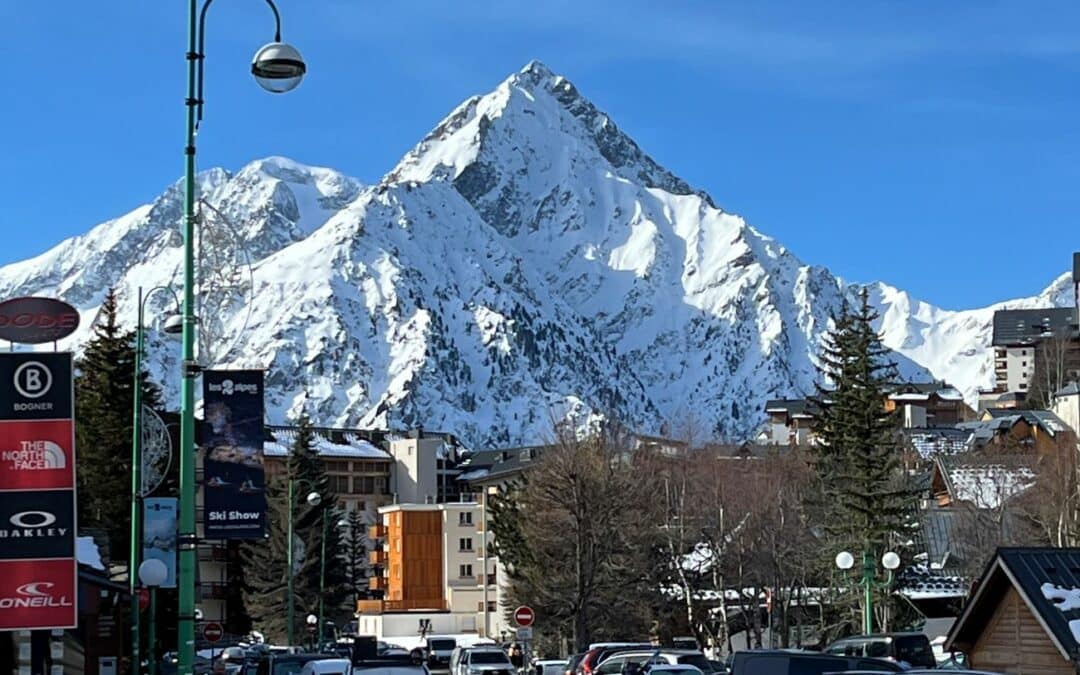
[457,469,490,482]
[1042,583,1080,611]
[891,393,930,402]
[948,464,1035,509]
[680,543,714,573]
[77,536,105,571]
[263,430,390,459]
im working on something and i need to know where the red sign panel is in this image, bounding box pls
[0,558,77,630]
[513,606,535,627]
[0,420,74,490]
[203,622,224,643]
[0,297,81,345]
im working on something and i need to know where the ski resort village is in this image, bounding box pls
[4,5,1080,675]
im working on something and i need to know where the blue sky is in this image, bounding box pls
[4,1,1079,310]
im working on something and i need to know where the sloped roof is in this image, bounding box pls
[905,427,972,458]
[263,428,391,459]
[936,454,1037,509]
[948,547,1080,660]
[1056,382,1080,398]
[992,308,1077,346]
[764,398,816,417]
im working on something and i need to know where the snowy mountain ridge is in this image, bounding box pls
[1,61,1071,446]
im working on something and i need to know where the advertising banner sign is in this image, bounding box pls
[143,497,178,588]
[0,351,77,630]
[202,370,266,539]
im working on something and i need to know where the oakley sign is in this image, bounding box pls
[0,297,80,345]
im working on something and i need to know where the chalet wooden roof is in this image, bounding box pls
[947,547,1080,660]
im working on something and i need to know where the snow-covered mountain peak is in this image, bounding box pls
[2,62,1072,445]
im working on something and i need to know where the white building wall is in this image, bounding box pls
[1004,346,1034,393]
[1053,392,1080,436]
[388,437,442,504]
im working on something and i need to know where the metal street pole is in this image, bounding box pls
[287,478,296,647]
[481,489,488,638]
[318,511,327,649]
[178,3,200,673]
[148,586,158,675]
[861,550,874,635]
[131,286,146,675]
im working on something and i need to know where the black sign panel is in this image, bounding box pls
[0,297,81,345]
[0,353,73,421]
[0,489,75,559]
[202,370,266,539]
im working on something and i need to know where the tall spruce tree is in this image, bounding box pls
[344,509,369,608]
[810,290,918,631]
[75,288,161,560]
[241,413,350,643]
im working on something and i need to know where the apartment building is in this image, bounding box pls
[990,307,1077,395]
[357,499,509,641]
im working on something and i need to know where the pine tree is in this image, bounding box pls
[344,509,369,608]
[810,290,918,632]
[241,413,350,643]
[75,288,161,559]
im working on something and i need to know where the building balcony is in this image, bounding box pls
[369,524,387,539]
[369,550,388,566]
[369,576,387,591]
[357,599,448,614]
[198,581,229,601]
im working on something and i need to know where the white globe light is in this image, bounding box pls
[306,614,318,625]
[882,551,902,570]
[835,551,855,570]
[306,491,322,506]
[251,42,306,93]
[139,558,169,587]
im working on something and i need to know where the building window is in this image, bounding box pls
[1019,383,1028,390]
[459,564,473,578]
[395,539,402,553]
[459,538,473,551]
[330,475,351,494]
[1022,361,1027,367]
[459,512,473,526]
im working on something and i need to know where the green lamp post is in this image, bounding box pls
[835,548,901,634]
[177,3,305,674]
[130,286,181,675]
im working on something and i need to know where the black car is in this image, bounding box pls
[729,650,903,675]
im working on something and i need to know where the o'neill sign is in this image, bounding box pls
[0,297,80,345]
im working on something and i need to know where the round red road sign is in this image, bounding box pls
[513,606,535,627]
[203,622,225,643]
[138,589,150,611]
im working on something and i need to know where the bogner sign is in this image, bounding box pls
[0,297,80,345]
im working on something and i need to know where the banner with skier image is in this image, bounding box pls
[201,370,265,539]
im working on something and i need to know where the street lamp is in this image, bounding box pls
[305,614,318,652]
[130,285,181,675]
[287,485,321,647]
[140,559,169,675]
[835,549,901,634]
[177,3,306,674]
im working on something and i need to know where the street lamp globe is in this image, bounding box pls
[882,551,902,571]
[162,314,184,335]
[139,558,169,588]
[251,42,306,93]
[306,491,321,507]
[305,614,318,627]
[835,551,855,570]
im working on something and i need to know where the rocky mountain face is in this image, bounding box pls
[1,61,1071,446]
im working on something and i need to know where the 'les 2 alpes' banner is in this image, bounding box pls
[202,369,266,539]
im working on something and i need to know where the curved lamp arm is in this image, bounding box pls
[196,0,285,127]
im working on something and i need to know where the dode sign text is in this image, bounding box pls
[0,297,81,345]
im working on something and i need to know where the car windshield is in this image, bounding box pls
[430,640,456,651]
[675,655,711,673]
[471,653,510,665]
[894,637,935,667]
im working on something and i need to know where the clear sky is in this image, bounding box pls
[4,1,1079,310]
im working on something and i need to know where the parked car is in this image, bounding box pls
[577,645,654,675]
[823,634,935,669]
[645,667,702,675]
[595,650,714,675]
[418,637,459,671]
[256,654,338,675]
[460,647,514,675]
[533,660,569,675]
[451,646,503,675]
[727,650,903,675]
[301,659,354,675]
[564,654,587,675]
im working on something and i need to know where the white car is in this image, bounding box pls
[460,648,514,675]
[532,660,569,675]
[595,651,713,675]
